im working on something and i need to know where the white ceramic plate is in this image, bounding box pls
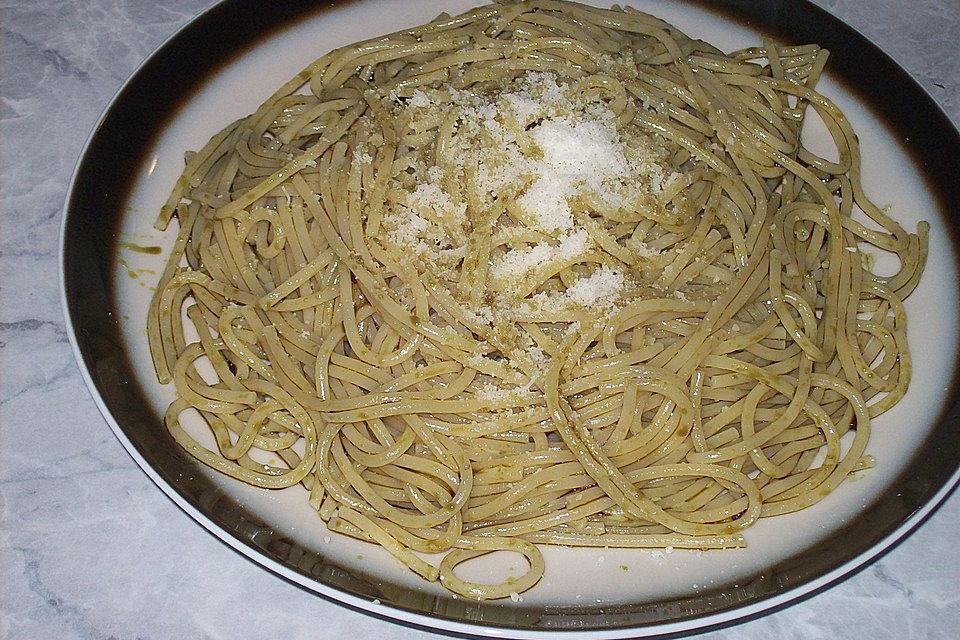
[62,1,960,637]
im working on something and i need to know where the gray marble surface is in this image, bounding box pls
[1,0,958,638]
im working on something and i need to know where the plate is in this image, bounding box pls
[61,0,960,637]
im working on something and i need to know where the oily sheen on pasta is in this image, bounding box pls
[148,0,928,599]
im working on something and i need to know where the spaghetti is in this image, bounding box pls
[148,0,928,599]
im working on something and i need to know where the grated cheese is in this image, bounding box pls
[566,267,625,309]
[408,90,431,108]
[375,67,680,366]
[490,229,589,283]
[520,118,629,233]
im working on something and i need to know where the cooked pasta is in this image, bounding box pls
[147,0,928,600]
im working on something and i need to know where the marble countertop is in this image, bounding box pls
[1,0,958,638]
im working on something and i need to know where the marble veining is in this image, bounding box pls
[1,1,957,639]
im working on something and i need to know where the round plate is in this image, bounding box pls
[61,0,960,637]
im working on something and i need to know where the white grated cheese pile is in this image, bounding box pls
[519,117,629,233]
[379,72,675,304]
[566,266,627,309]
[369,68,687,394]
